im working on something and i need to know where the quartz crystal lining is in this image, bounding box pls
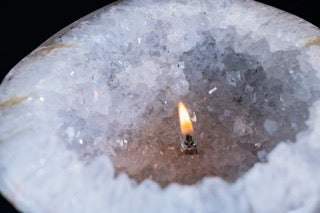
[112,29,320,186]
[1,0,320,212]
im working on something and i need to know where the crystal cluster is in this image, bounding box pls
[1,0,320,212]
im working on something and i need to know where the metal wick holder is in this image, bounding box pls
[180,134,197,155]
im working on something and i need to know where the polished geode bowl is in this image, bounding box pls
[1,0,320,212]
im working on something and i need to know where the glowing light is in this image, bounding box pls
[178,101,193,135]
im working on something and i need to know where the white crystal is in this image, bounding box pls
[79,139,84,144]
[191,111,197,122]
[233,117,247,136]
[257,150,267,161]
[208,87,217,94]
[233,116,253,136]
[226,71,241,87]
[263,119,278,135]
[66,126,75,140]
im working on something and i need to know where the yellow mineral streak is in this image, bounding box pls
[0,96,29,108]
[31,43,75,56]
[305,35,320,47]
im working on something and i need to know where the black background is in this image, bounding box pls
[0,0,319,212]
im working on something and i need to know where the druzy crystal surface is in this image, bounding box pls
[1,0,320,212]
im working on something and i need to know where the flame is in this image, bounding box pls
[178,101,193,135]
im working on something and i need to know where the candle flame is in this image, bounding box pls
[178,101,193,135]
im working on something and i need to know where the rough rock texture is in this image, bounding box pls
[1,0,320,212]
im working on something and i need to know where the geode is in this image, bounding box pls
[1,0,320,212]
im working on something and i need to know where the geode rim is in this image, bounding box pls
[1,0,320,212]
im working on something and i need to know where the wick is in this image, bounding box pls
[185,134,193,146]
[181,134,198,155]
